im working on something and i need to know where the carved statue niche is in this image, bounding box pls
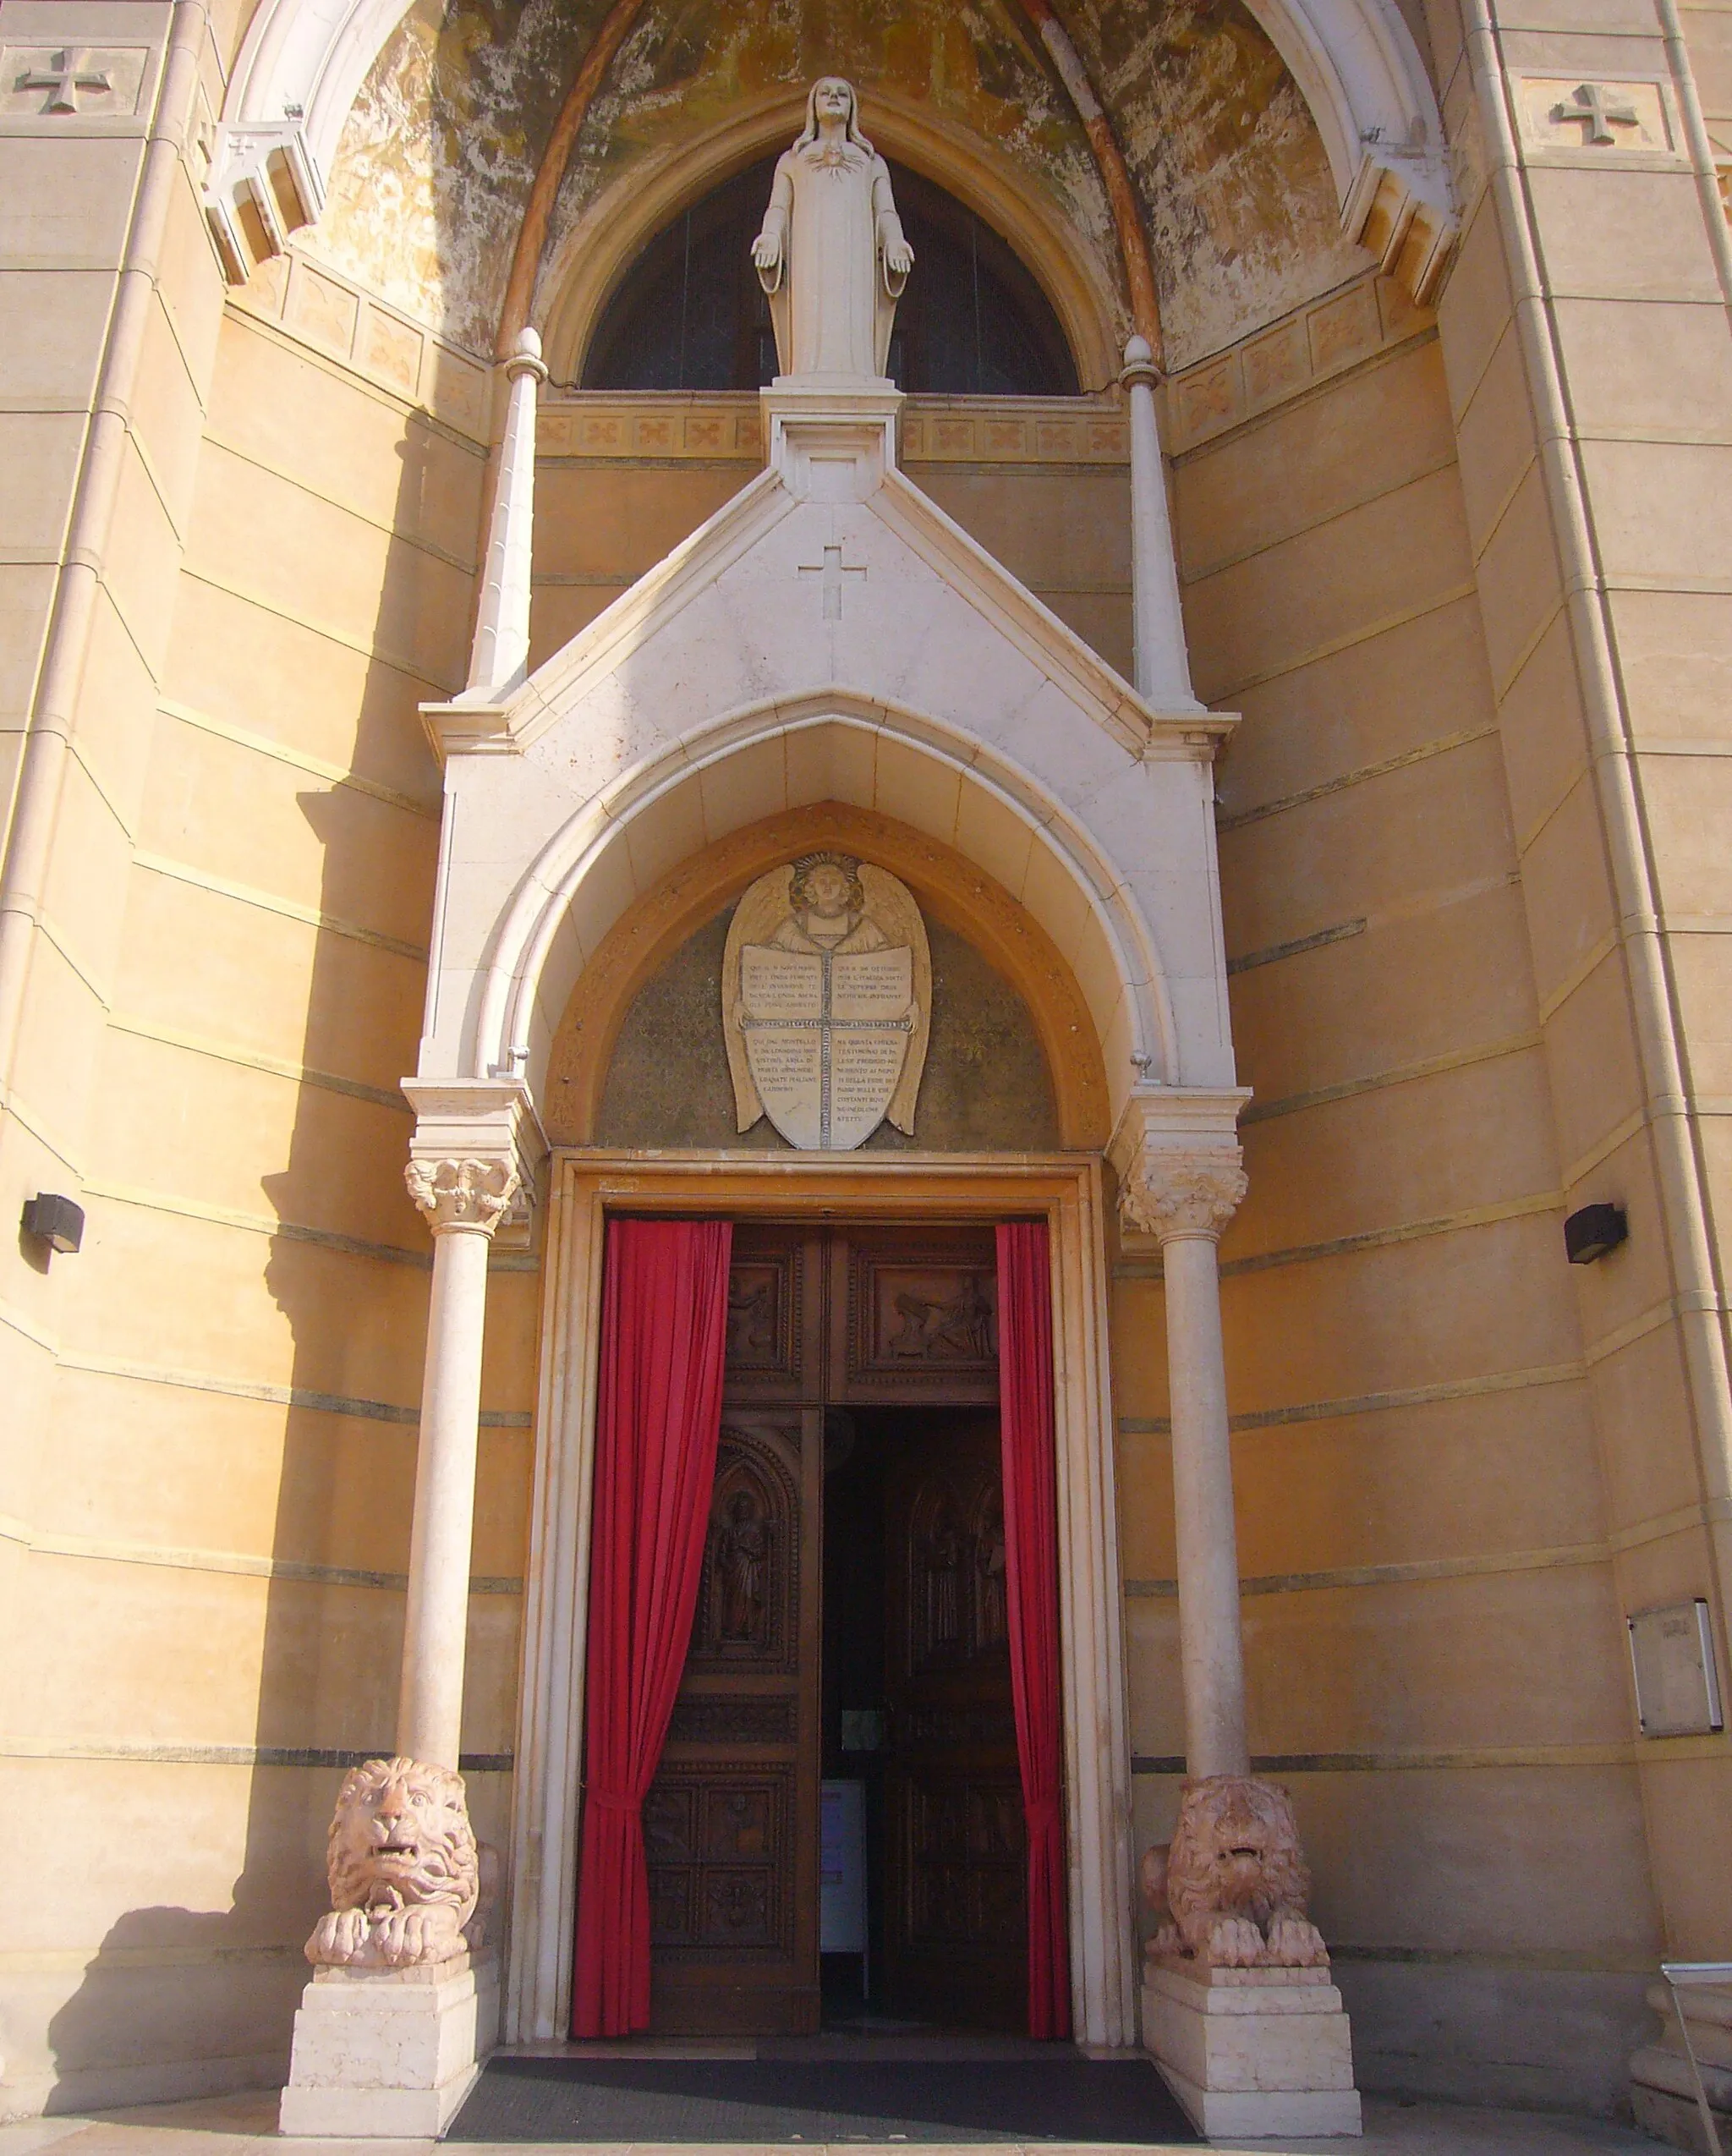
[751,76,913,381]
[714,1489,770,1646]
[693,1441,795,1665]
[722,854,931,1152]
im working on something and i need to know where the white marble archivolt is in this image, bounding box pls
[723,855,930,1150]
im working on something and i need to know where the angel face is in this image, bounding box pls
[799,862,856,919]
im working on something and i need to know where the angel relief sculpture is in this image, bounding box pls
[723,854,931,1150]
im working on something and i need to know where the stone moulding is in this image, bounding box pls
[1340,150,1459,309]
[205,121,323,283]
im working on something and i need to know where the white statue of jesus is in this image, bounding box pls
[751,78,913,383]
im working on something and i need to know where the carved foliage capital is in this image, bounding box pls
[405,1155,519,1235]
[1119,1144,1247,1243]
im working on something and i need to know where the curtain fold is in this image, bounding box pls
[571,1215,733,2037]
[995,1219,1071,2040]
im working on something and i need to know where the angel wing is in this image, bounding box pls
[857,864,931,1134]
[721,866,796,1133]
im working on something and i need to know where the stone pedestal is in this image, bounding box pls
[1631,1979,1732,2153]
[1143,1963,1362,2137]
[277,1952,498,2137]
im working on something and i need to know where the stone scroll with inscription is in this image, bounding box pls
[724,855,930,1151]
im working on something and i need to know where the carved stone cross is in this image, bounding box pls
[797,541,868,621]
[1549,82,1639,145]
[19,48,112,112]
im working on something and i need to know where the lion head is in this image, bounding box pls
[326,1756,480,1923]
[1165,1774,1311,1934]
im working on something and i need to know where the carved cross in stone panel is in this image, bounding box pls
[19,48,112,112]
[1549,82,1639,145]
[797,541,867,621]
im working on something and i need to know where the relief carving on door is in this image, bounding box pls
[908,1468,1011,1670]
[835,1230,1000,1403]
[645,1768,792,1956]
[723,1230,823,1401]
[691,1437,797,1671]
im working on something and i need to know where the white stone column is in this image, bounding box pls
[1121,1140,1249,1775]
[1121,335,1203,714]
[1112,1097,1359,2136]
[462,327,546,703]
[399,1155,519,1766]
[280,1090,532,2138]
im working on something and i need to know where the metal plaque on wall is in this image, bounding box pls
[1629,1599,1725,1736]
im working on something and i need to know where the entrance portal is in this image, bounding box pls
[643,1224,1017,2036]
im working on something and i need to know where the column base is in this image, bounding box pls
[277,1950,497,2137]
[1142,1962,1362,2137]
[1631,1978,1732,2152]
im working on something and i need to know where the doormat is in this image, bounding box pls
[446,2055,1202,2142]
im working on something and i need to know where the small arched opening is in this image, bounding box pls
[579,153,1080,397]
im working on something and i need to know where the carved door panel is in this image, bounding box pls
[882,1414,1026,2028]
[830,1227,1000,1407]
[723,1223,827,1403]
[647,1224,825,2035]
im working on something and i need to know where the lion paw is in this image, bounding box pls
[374,1904,463,1967]
[306,1906,370,1965]
[1266,1914,1329,1967]
[1205,1916,1266,1967]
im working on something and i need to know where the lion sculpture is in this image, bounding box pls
[1140,1775,1328,1971]
[305,1756,488,1970]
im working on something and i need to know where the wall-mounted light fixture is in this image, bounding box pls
[1565,1201,1627,1265]
[21,1193,85,1254]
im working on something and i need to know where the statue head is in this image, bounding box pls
[789,851,865,924]
[795,76,874,156]
[326,1755,480,1921]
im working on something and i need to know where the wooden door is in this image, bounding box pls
[639,1221,1020,2035]
[882,1413,1027,2028]
[645,1227,825,2034]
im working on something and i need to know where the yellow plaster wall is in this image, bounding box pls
[0,282,533,2112]
[1110,310,1663,2107]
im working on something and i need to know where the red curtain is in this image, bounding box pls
[995,1220,1071,2039]
[571,1215,733,2036]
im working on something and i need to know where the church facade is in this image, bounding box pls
[5,0,1732,2136]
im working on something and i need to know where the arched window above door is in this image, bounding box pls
[579,154,1080,397]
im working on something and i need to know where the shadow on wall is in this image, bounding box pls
[44,1895,304,2112]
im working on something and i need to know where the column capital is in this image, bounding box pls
[403,1077,542,1243]
[404,1155,519,1235]
[1109,1087,1252,1244]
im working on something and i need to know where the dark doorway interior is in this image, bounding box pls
[821,1406,1026,2033]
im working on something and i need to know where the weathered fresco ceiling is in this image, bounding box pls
[315,0,1364,370]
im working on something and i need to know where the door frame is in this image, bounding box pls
[502,1149,1137,2049]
